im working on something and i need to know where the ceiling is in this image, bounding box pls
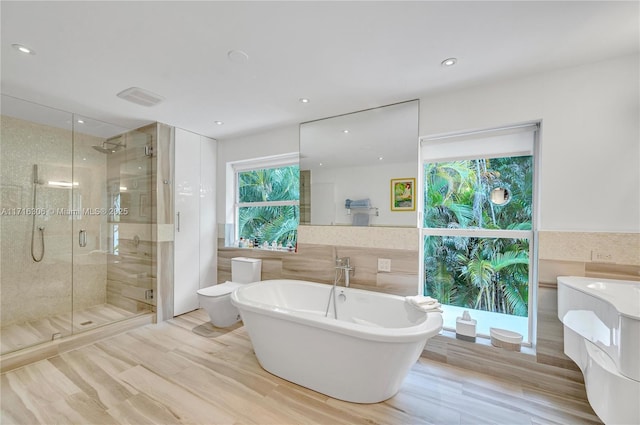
[1,1,638,141]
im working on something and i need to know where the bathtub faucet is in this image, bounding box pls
[326,257,353,319]
[335,257,354,287]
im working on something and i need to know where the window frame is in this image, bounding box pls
[228,152,300,246]
[418,123,540,346]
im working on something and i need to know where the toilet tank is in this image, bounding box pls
[231,257,262,283]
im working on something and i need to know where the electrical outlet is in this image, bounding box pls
[591,250,614,263]
[378,258,391,272]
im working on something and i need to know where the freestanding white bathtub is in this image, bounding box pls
[230,279,443,403]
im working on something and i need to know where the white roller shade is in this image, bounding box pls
[420,123,538,162]
[232,152,299,172]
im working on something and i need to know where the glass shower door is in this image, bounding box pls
[1,95,155,357]
[71,119,154,332]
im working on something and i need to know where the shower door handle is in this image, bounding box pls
[176,212,181,232]
[79,229,87,247]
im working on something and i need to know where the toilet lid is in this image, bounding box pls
[197,281,242,297]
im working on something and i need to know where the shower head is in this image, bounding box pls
[92,136,125,154]
[92,145,115,154]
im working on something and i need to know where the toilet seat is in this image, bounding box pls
[197,281,242,297]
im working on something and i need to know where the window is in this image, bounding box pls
[231,154,299,248]
[420,124,538,343]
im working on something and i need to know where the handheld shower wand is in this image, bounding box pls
[30,164,45,262]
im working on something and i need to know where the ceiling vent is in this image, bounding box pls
[116,87,164,107]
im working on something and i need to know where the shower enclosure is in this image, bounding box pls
[0,95,155,356]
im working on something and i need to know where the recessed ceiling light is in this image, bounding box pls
[12,43,34,55]
[77,119,84,124]
[214,121,224,126]
[378,156,384,161]
[343,129,349,134]
[441,57,457,67]
[319,162,323,166]
[299,98,310,104]
[227,50,249,63]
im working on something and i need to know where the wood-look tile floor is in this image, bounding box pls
[1,309,602,425]
[1,304,150,355]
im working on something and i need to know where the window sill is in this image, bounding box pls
[224,245,294,252]
[218,246,297,256]
[436,328,536,356]
[440,304,530,345]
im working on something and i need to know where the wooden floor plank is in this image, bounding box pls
[1,308,603,425]
[0,374,40,425]
[107,392,183,425]
[117,365,236,425]
[51,350,136,410]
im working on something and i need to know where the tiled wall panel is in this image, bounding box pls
[218,243,420,296]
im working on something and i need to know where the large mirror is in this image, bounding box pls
[299,100,419,227]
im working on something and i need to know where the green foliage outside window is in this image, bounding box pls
[424,156,533,316]
[238,165,299,246]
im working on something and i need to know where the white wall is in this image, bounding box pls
[217,53,639,235]
[216,125,299,231]
[419,54,640,232]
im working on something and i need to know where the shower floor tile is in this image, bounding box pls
[1,304,146,355]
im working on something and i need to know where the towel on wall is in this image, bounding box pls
[345,198,371,209]
[352,213,369,226]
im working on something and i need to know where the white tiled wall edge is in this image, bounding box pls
[539,231,640,266]
[298,225,420,251]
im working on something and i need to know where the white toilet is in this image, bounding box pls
[197,257,262,327]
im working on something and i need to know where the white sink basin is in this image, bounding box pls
[558,276,640,425]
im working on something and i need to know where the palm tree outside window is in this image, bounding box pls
[420,124,538,343]
[236,164,299,247]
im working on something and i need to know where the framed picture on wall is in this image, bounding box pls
[391,178,416,211]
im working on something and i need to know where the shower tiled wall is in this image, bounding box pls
[0,115,107,327]
[104,123,164,317]
[152,123,174,321]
